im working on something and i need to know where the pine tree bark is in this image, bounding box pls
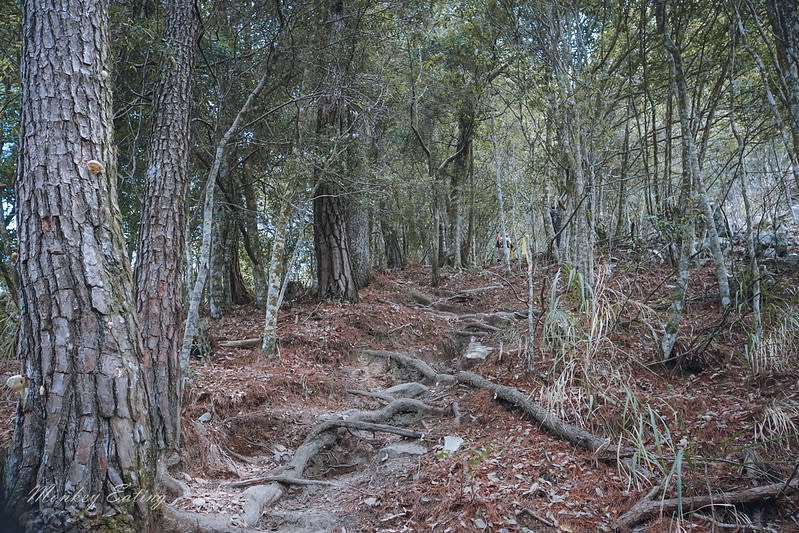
[314,181,359,302]
[311,0,359,302]
[4,0,155,529]
[346,202,371,290]
[379,199,405,269]
[133,0,199,453]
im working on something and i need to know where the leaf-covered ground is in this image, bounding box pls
[2,255,798,532]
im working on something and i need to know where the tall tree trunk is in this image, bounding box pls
[208,201,231,320]
[314,181,359,302]
[450,104,474,269]
[346,201,371,290]
[491,115,511,273]
[312,0,359,302]
[133,0,198,456]
[379,199,405,269]
[5,0,155,529]
[765,0,799,189]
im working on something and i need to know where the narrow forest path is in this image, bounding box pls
[145,262,797,531]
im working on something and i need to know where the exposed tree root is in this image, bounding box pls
[617,480,799,531]
[234,393,451,527]
[361,349,456,384]
[161,506,261,533]
[229,476,341,489]
[362,349,629,463]
[157,454,190,501]
[454,371,617,458]
[451,329,491,337]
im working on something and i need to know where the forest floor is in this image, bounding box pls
[2,253,799,532]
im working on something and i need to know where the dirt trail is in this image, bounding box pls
[62,262,799,531]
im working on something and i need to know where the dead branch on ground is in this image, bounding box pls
[363,349,632,463]
[218,338,261,349]
[617,480,799,531]
[455,371,616,457]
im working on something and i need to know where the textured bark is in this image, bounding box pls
[617,480,799,531]
[346,202,371,290]
[133,0,199,453]
[312,0,359,302]
[208,194,230,320]
[314,181,358,302]
[379,200,405,269]
[5,0,155,530]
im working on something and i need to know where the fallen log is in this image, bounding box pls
[617,480,799,531]
[219,338,261,349]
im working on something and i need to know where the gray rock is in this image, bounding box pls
[384,382,429,399]
[379,442,427,458]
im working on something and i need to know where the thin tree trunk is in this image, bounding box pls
[180,69,271,370]
[526,208,537,372]
[492,115,512,273]
[262,194,292,356]
[735,2,799,192]
[730,70,762,342]
[661,221,694,362]
[658,0,731,308]
[5,0,155,528]
[208,197,231,320]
